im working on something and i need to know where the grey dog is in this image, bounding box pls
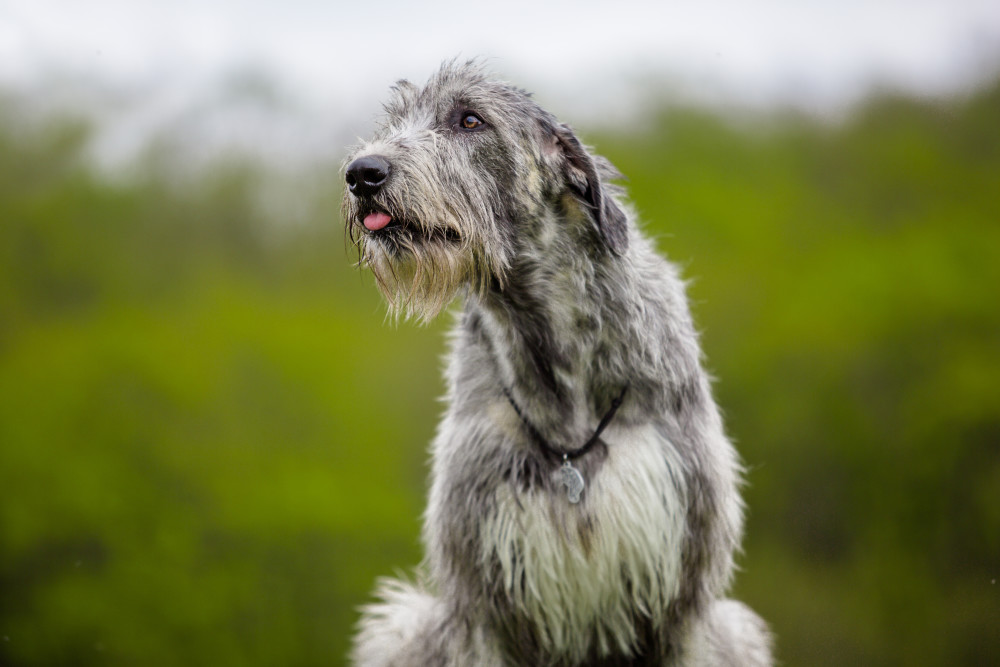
[342,60,772,666]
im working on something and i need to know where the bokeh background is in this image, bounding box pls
[2,2,999,665]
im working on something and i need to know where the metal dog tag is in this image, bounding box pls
[560,458,585,504]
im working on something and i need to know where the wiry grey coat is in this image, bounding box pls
[343,61,772,666]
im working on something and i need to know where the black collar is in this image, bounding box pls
[502,384,629,462]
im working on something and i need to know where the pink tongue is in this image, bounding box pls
[363,211,392,231]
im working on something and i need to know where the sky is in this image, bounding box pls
[3,0,1000,166]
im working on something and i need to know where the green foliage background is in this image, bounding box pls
[1,80,998,665]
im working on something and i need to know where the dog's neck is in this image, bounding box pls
[472,214,632,447]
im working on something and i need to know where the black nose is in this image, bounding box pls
[345,155,391,196]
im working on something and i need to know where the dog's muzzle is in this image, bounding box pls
[346,155,395,231]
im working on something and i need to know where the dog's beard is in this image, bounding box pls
[362,230,474,323]
[343,187,507,322]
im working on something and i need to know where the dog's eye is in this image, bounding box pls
[460,113,484,130]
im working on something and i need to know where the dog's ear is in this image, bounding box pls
[552,123,629,255]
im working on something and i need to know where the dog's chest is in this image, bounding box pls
[475,422,688,657]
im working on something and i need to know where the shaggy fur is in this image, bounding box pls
[342,60,772,666]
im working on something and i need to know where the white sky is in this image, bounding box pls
[3,0,999,165]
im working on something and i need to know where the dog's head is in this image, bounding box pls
[342,59,628,322]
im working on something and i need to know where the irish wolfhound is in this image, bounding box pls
[342,60,772,666]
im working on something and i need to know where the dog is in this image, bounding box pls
[342,60,772,666]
